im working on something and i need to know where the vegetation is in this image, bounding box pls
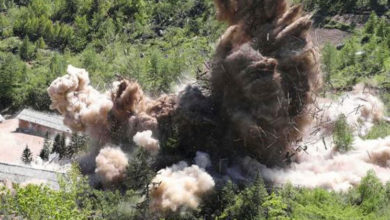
[293,0,389,16]
[364,121,390,139]
[66,133,87,159]
[1,1,390,220]
[39,133,51,161]
[333,114,354,153]
[51,133,66,159]
[21,145,32,164]
[322,12,390,91]
[2,166,390,219]
[0,0,223,111]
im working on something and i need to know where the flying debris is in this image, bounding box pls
[46,0,328,213]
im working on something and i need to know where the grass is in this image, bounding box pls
[364,121,390,140]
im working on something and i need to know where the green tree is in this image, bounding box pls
[35,36,46,49]
[70,15,90,51]
[49,53,66,77]
[364,12,378,34]
[19,36,36,61]
[58,133,66,159]
[52,133,66,159]
[333,114,354,153]
[51,134,61,154]
[125,148,155,190]
[357,170,387,214]
[39,133,51,161]
[218,177,268,219]
[322,43,338,85]
[22,145,33,164]
[0,54,26,108]
[66,133,87,159]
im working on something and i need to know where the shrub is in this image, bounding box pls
[333,114,354,153]
[364,121,390,139]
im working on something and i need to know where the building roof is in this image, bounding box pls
[17,109,71,133]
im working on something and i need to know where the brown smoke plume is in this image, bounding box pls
[48,65,175,145]
[210,0,321,165]
[48,0,320,170]
[149,161,215,212]
[95,147,128,183]
[47,65,113,139]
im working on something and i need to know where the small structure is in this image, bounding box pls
[0,114,4,123]
[17,109,71,137]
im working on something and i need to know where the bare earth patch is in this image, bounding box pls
[311,28,351,47]
[0,119,43,164]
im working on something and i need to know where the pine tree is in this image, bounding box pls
[364,12,378,35]
[36,37,46,49]
[22,145,32,164]
[126,148,155,190]
[66,133,87,159]
[39,133,51,161]
[58,133,67,159]
[19,36,36,61]
[52,134,61,154]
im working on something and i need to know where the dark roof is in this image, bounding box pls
[17,109,71,133]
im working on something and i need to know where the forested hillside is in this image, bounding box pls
[1,0,390,219]
[0,0,224,111]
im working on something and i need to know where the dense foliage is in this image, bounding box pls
[0,0,224,110]
[1,1,390,219]
[2,166,390,219]
[322,13,390,91]
[321,12,390,114]
[293,0,390,16]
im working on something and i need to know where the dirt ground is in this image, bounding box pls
[311,28,351,48]
[0,119,44,164]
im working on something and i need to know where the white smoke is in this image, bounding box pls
[149,161,215,212]
[194,151,211,169]
[30,155,71,173]
[261,137,390,192]
[315,84,384,136]
[255,85,389,191]
[133,130,160,154]
[95,147,128,183]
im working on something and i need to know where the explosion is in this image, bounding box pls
[48,0,320,167]
[211,0,321,165]
[258,86,389,191]
[133,130,160,154]
[149,161,215,212]
[47,65,113,139]
[46,0,341,213]
[95,147,128,183]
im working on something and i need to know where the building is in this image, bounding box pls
[17,109,71,137]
